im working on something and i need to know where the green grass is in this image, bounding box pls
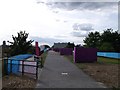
[65,55,73,63]
[97,57,120,64]
[64,55,120,65]
[64,55,120,89]
[64,55,120,70]
[64,55,86,69]
[39,52,48,67]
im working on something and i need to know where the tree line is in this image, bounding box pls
[4,28,120,57]
[83,28,120,52]
[7,31,51,56]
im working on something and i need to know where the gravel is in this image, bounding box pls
[78,63,119,88]
[2,74,37,89]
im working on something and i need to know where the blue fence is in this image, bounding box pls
[7,54,33,74]
[97,52,120,59]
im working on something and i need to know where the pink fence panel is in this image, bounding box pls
[19,61,37,74]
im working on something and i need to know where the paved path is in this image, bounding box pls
[36,51,106,88]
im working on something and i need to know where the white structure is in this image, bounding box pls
[40,45,45,51]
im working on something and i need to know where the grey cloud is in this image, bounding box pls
[64,20,68,23]
[44,2,117,11]
[55,19,68,23]
[73,23,94,31]
[30,36,62,45]
[71,31,88,37]
[54,35,67,38]
[53,10,59,13]
[56,19,60,22]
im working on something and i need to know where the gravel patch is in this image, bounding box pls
[2,74,37,89]
[78,63,119,88]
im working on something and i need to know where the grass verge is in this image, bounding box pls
[64,55,119,88]
[40,51,48,67]
[65,55,120,65]
[97,57,120,64]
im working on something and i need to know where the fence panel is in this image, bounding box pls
[97,52,120,59]
[60,48,73,55]
[4,57,41,79]
[74,47,97,63]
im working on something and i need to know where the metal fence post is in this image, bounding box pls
[10,59,12,73]
[41,57,43,68]
[22,60,24,76]
[36,60,38,79]
[6,58,8,75]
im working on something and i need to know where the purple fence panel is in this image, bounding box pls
[74,47,97,63]
[53,48,60,52]
[60,48,73,55]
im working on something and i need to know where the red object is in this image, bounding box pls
[35,42,40,56]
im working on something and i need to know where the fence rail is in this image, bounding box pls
[97,52,120,59]
[3,56,43,79]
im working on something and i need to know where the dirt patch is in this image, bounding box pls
[2,74,37,89]
[78,63,119,88]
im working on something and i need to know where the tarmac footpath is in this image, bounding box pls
[36,51,106,88]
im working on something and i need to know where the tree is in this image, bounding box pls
[66,42,75,49]
[75,44,82,47]
[83,31,101,48]
[83,28,120,52]
[112,31,120,52]
[99,42,114,52]
[101,29,120,52]
[100,28,113,44]
[44,45,50,49]
[8,31,34,56]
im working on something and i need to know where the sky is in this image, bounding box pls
[0,0,119,46]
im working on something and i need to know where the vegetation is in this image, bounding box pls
[99,42,114,52]
[83,28,120,52]
[66,42,75,49]
[64,55,119,88]
[41,51,48,64]
[8,31,34,56]
[65,55,120,65]
[44,45,50,49]
[97,57,120,64]
[39,51,48,67]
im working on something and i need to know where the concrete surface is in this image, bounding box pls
[36,51,106,88]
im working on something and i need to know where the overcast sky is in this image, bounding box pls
[0,0,119,46]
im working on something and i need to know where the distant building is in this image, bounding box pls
[0,46,2,58]
[53,43,68,48]
[0,41,9,58]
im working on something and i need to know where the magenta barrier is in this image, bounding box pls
[74,47,97,63]
[35,42,40,56]
[60,48,73,55]
[53,48,60,52]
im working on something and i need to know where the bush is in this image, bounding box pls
[99,42,114,52]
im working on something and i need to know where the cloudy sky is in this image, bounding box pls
[0,0,119,46]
